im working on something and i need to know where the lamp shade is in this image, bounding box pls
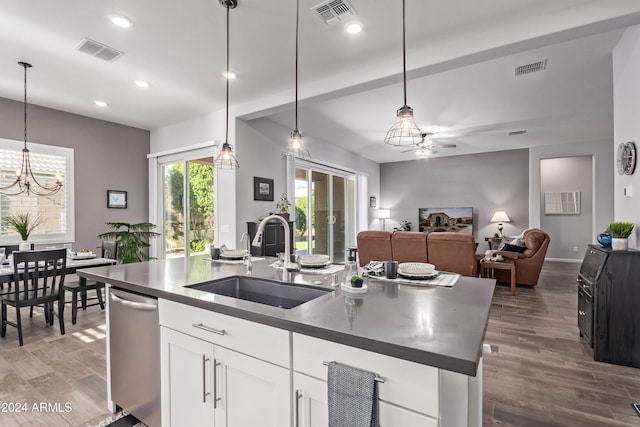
[491,211,510,223]
[378,208,391,219]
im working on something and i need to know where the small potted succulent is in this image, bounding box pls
[350,275,364,288]
[4,213,41,250]
[276,193,291,222]
[607,222,635,250]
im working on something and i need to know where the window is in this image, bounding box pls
[0,138,74,244]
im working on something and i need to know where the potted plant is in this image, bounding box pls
[350,275,364,288]
[607,222,635,250]
[99,222,160,264]
[276,193,291,222]
[4,213,41,250]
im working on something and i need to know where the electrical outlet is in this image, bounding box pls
[573,246,578,253]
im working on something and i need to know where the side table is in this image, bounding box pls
[481,259,517,295]
[484,237,502,251]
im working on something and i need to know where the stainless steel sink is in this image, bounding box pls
[186,276,331,309]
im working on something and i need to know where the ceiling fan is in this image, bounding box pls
[400,132,457,157]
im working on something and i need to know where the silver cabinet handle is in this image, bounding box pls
[295,390,302,427]
[202,356,210,403]
[192,323,226,335]
[213,359,221,409]
[110,293,157,311]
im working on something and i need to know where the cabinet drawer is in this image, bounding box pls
[293,333,439,418]
[159,299,289,367]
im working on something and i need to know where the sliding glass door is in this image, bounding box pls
[162,157,214,259]
[295,164,355,262]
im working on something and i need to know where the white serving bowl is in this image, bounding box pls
[398,262,435,275]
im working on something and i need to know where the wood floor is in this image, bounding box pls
[483,261,640,426]
[1,262,639,426]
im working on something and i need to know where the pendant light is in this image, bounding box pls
[282,0,311,160]
[0,62,63,196]
[214,0,240,169]
[384,0,422,146]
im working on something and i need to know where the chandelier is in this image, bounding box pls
[384,0,423,146]
[282,0,311,160]
[0,62,63,196]
[213,0,240,169]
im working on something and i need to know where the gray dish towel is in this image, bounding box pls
[327,361,378,427]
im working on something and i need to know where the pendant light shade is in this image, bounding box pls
[384,0,422,147]
[214,0,239,170]
[282,0,311,160]
[0,62,63,196]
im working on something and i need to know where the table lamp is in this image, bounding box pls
[490,211,510,237]
[378,208,391,230]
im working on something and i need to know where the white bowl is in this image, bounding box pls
[399,262,435,275]
[220,249,248,258]
[299,254,330,266]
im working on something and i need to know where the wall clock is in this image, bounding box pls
[617,141,636,175]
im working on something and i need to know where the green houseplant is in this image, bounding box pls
[99,222,160,264]
[607,222,635,250]
[276,193,291,221]
[4,213,41,250]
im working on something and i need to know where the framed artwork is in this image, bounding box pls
[107,190,128,209]
[253,177,274,201]
[369,196,377,208]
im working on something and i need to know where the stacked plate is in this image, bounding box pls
[299,254,331,268]
[220,249,248,260]
[398,262,438,279]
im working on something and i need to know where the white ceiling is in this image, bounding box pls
[1,1,640,163]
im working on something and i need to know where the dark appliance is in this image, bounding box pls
[578,244,640,368]
[247,221,294,257]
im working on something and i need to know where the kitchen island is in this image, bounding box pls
[78,256,495,427]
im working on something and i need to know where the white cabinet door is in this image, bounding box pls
[294,372,328,427]
[293,372,437,427]
[214,346,291,427]
[161,327,215,427]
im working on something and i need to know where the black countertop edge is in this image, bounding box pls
[82,269,485,377]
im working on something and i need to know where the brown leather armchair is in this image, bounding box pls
[391,231,428,264]
[356,231,392,266]
[427,232,480,277]
[496,228,550,286]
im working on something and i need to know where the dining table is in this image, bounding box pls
[0,255,118,298]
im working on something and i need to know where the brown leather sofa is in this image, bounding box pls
[427,232,480,277]
[356,230,480,277]
[496,228,550,286]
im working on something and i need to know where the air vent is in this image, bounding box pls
[311,0,356,25]
[508,130,527,136]
[73,37,123,62]
[514,60,547,76]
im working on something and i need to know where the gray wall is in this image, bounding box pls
[0,97,150,252]
[235,117,380,245]
[540,156,592,260]
[380,149,529,252]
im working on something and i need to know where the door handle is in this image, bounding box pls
[295,389,302,427]
[213,358,221,409]
[110,293,157,311]
[202,356,210,403]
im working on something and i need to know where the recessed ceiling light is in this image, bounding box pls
[345,22,362,34]
[135,80,150,88]
[94,100,108,107]
[109,13,134,28]
[222,71,237,80]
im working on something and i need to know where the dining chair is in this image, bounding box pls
[0,244,34,290]
[1,248,67,346]
[64,241,118,324]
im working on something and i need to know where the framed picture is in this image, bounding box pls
[369,196,377,208]
[107,190,128,209]
[253,177,274,201]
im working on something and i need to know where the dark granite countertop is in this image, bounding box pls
[77,256,495,376]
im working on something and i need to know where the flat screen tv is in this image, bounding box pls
[418,207,473,235]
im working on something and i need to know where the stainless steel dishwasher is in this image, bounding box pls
[109,287,161,427]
